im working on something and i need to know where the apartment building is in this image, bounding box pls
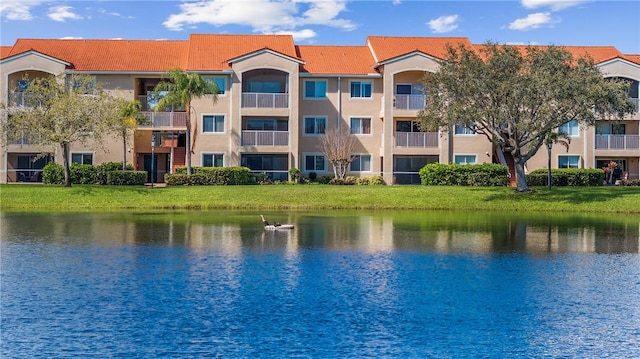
[1,34,638,185]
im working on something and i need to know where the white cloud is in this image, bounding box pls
[508,12,554,30]
[427,15,459,33]
[0,0,45,20]
[275,28,317,41]
[392,0,402,4]
[48,5,83,22]
[60,36,83,40]
[162,0,356,40]
[521,0,589,11]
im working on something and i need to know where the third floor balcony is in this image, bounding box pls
[241,69,289,109]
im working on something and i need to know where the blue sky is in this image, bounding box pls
[1,0,639,53]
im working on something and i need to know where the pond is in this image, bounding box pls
[1,211,639,358]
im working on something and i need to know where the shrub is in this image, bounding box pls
[526,168,604,187]
[96,162,133,185]
[419,163,508,186]
[288,168,300,182]
[369,175,385,185]
[308,172,318,182]
[318,175,334,184]
[42,162,64,184]
[68,164,98,184]
[168,166,253,185]
[621,179,640,186]
[107,171,146,185]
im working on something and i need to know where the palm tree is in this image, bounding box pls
[544,130,571,189]
[116,99,149,170]
[153,69,219,175]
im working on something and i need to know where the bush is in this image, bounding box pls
[526,168,604,187]
[42,162,64,184]
[308,172,318,182]
[318,175,334,184]
[288,168,300,182]
[621,179,640,186]
[69,164,98,184]
[355,175,385,185]
[107,171,146,185]
[330,176,356,185]
[168,166,253,185]
[419,163,508,186]
[96,162,133,185]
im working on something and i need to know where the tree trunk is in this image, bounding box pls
[122,129,127,170]
[513,158,529,192]
[62,142,72,187]
[185,118,192,175]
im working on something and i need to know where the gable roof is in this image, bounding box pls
[297,45,377,75]
[0,46,12,59]
[622,54,640,65]
[367,36,476,64]
[473,44,623,64]
[186,34,298,71]
[4,39,189,72]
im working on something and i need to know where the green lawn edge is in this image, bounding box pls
[1,184,639,214]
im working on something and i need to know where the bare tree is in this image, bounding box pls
[319,127,356,180]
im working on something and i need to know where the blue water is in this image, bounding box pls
[2,212,640,358]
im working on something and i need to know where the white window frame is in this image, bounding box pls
[303,152,327,172]
[454,124,476,136]
[350,154,372,172]
[201,152,225,167]
[454,154,477,165]
[202,114,225,134]
[349,80,373,99]
[303,79,328,99]
[71,152,94,165]
[558,120,580,137]
[350,117,372,135]
[203,76,227,96]
[303,116,327,136]
[558,155,580,169]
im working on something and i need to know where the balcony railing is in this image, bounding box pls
[242,93,288,108]
[241,131,289,146]
[595,134,639,150]
[138,111,187,128]
[7,92,34,107]
[394,95,426,110]
[629,97,639,113]
[395,132,439,147]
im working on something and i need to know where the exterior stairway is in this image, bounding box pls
[172,146,186,173]
[496,150,517,187]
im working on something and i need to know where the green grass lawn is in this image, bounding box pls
[1,184,639,213]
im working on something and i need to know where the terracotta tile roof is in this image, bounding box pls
[297,45,377,75]
[473,44,623,64]
[4,39,189,72]
[367,36,476,63]
[186,34,298,71]
[621,54,640,65]
[0,46,13,59]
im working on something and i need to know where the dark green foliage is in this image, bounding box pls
[106,171,146,185]
[330,176,356,185]
[318,175,334,184]
[167,166,253,185]
[308,172,318,182]
[96,162,134,185]
[420,163,509,186]
[526,168,604,186]
[42,162,64,184]
[70,164,97,184]
[621,179,640,186]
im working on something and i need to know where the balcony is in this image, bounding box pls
[629,98,639,113]
[7,92,33,107]
[138,111,187,128]
[241,131,289,146]
[595,134,639,150]
[242,93,288,108]
[395,132,439,147]
[394,95,426,110]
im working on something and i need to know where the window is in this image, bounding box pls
[454,124,475,135]
[70,76,96,94]
[454,155,476,165]
[304,154,326,171]
[558,155,580,168]
[17,80,29,92]
[244,118,288,131]
[202,153,224,167]
[395,83,423,95]
[558,120,579,137]
[395,120,420,133]
[304,80,327,99]
[350,155,371,171]
[248,81,281,93]
[350,117,371,135]
[304,117,326,135]
[204,77,226,95]
[72,153,93,165]
[350,81,372,98]
[203,115,225,133]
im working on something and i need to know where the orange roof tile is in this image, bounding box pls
[367,36,476,63]
[297,45,377,75]
[0,46,13,59]
[186,34,298,71]
[5,39,189,72]
[473,44,623,64]
[622,54,640,65]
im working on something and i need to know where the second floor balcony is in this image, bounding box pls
[241,130,289,146]
[595,134,639,150]
[138,111,187,129]
[395,132,439,147]
[394,94,426,110]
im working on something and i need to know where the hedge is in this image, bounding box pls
[526,168,604,186]
[107,170,147,185]
[419,163,509,186]
[42,162,141,185]
[166,166,253,185]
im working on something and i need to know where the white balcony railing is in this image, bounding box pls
[595,134,639,150]
[241,93,288,108]
[138,111,187,128]
[241,131,289,146]
[394,95,426,110]
[629,98,639,113]
[395,132,439,147]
